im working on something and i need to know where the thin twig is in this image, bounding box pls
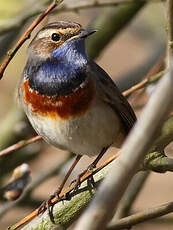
[123,70,164,97]
[26,155,73,195]
[167,0,173,63]
[54,0,159,13]
[0,201,18,219]
[0,0,63,79]
[107,201,173,230]
[111,171,149,220]
[0,0,161,36]
[9,153,119,230]
[0,136,42,157]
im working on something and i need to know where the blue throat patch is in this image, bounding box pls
[25,38,89,96]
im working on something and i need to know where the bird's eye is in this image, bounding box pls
[51,33,60,42]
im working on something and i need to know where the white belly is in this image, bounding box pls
[23,98,122,156]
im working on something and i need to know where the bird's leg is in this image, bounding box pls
[88,147,108,170]
[38,155,82,221]
[54,155,82,198]
[72,147,108,190]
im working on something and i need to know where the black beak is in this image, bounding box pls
[78,29,97,38]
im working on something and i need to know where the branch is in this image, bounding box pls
[117,49,165,92]
[111,171,149,220]
[167,0,173,62]
[74,63,173,229]
[0,0,160,36]
[154,115,173,150]
[10,150,173,229]
[0,136,42,157]
[107,201,173,230]
[87,1,146,59]
[143,151,173,172]
[0,107,42,178]
[25,154,73,196]
[0,2,47,35]
[8,111,173,230]
[0,201,18,219]
[110,63,165,222]
[0,0,63,79]
[3,115,173,222]
[123,70,164,97]
[111,114,173,222]
[13,170,104,230]
[7,158,173,230]
[9,154,119,230]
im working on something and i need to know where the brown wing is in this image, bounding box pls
[88,60,137,134]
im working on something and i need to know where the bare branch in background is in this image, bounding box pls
[0,0,63,79]
[74,63,173,230]
[0,136,42,157]
[87,1,146,59]
[123,70,164,97]
[0,0,161,36]
[167,0,173,63]
[111,171,149,221]
[107,200,173,230]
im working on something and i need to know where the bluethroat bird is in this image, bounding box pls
[18,21,136,216]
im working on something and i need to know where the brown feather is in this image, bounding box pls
[88,60,137,134]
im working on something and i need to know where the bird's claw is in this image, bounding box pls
[70,164,96,193]
[38,193,55,213]
[37,191,60,223]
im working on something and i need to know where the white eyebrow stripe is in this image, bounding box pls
[37,29,58,39]
[36,28,81,40]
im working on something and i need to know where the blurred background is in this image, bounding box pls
[0,0,173,229]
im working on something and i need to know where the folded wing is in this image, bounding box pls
[88,60,137,134]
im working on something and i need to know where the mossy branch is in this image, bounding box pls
[8,113,173,230]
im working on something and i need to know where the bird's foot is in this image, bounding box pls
[70,162,97,192]
[37,188,62,223]
[85,163,96,188]
[87,161,97,171]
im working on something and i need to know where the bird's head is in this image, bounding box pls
[28,21,96,61]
